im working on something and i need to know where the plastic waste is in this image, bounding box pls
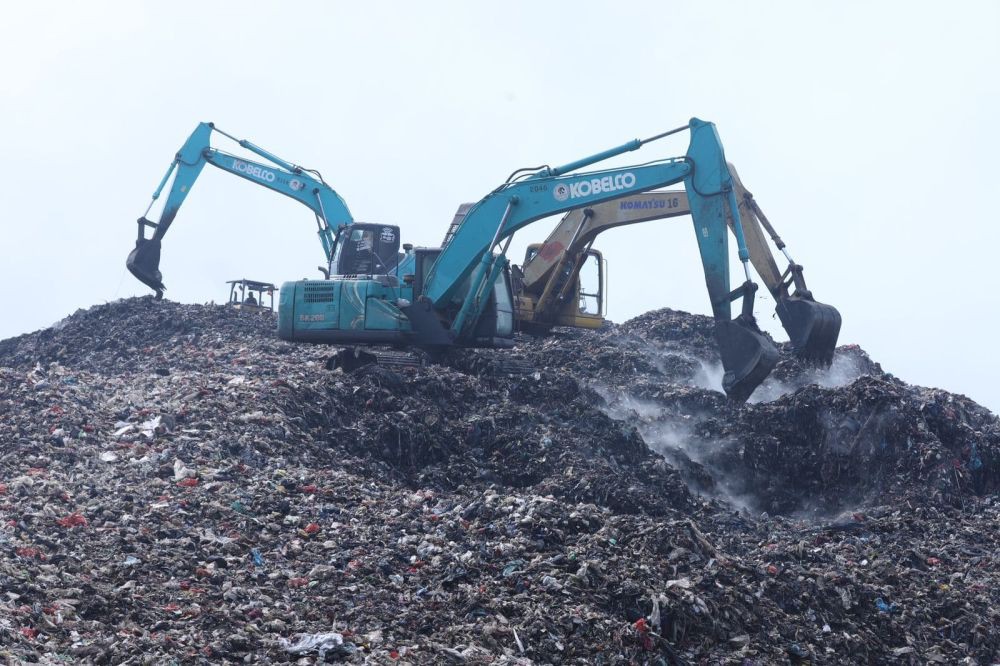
[875,598,898,614]
[279,631,354,659]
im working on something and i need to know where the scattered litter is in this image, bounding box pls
[279,631,354,659]
[173,458,196,481]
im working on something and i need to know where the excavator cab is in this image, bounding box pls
[514,245,606,333]
[330,224,402,276]
[227,279,275,313]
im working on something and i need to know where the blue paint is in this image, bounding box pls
[138,122,352,271]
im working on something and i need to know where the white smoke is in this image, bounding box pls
[591,346,876,513]
[749,352,868,404]
[593,383,756,509]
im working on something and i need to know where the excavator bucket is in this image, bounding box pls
[714,317,779,402]
[126,237,165,296]
[775,295,841,365]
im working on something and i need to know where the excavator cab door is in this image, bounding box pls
[550,249,605,329]
[576,249,604,318]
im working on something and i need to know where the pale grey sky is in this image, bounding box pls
[1,1,998,412]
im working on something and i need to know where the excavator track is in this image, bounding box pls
[493,357,534,375]
[326,348,426,372]
[326,347,534,376]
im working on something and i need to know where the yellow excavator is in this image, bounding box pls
[510,164,842,363]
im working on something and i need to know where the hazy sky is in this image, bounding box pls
[1,1,998,412]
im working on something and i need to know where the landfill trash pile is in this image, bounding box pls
[1,298,998,664]
[526,314,998,516]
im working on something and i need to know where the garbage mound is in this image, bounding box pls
[698,375,1000,514]
[524,310,998,515]
[1,299,998,664]
[0,298,276,375]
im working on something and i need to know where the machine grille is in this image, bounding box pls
[302,284,336,303]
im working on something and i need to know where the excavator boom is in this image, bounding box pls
[127,122,354,297]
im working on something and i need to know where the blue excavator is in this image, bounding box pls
[126,122,401,297]
[276,118,797,401]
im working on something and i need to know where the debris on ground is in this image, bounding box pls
[0,298,997,663]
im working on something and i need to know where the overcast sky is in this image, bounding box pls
[1,1,998,412]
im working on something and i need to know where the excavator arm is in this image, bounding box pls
[518,165,841,363]
[126,122,353,296]
[727,166,842,362]
[418,118,777,399]
[516,190,692,329]
[520,191,691,290]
